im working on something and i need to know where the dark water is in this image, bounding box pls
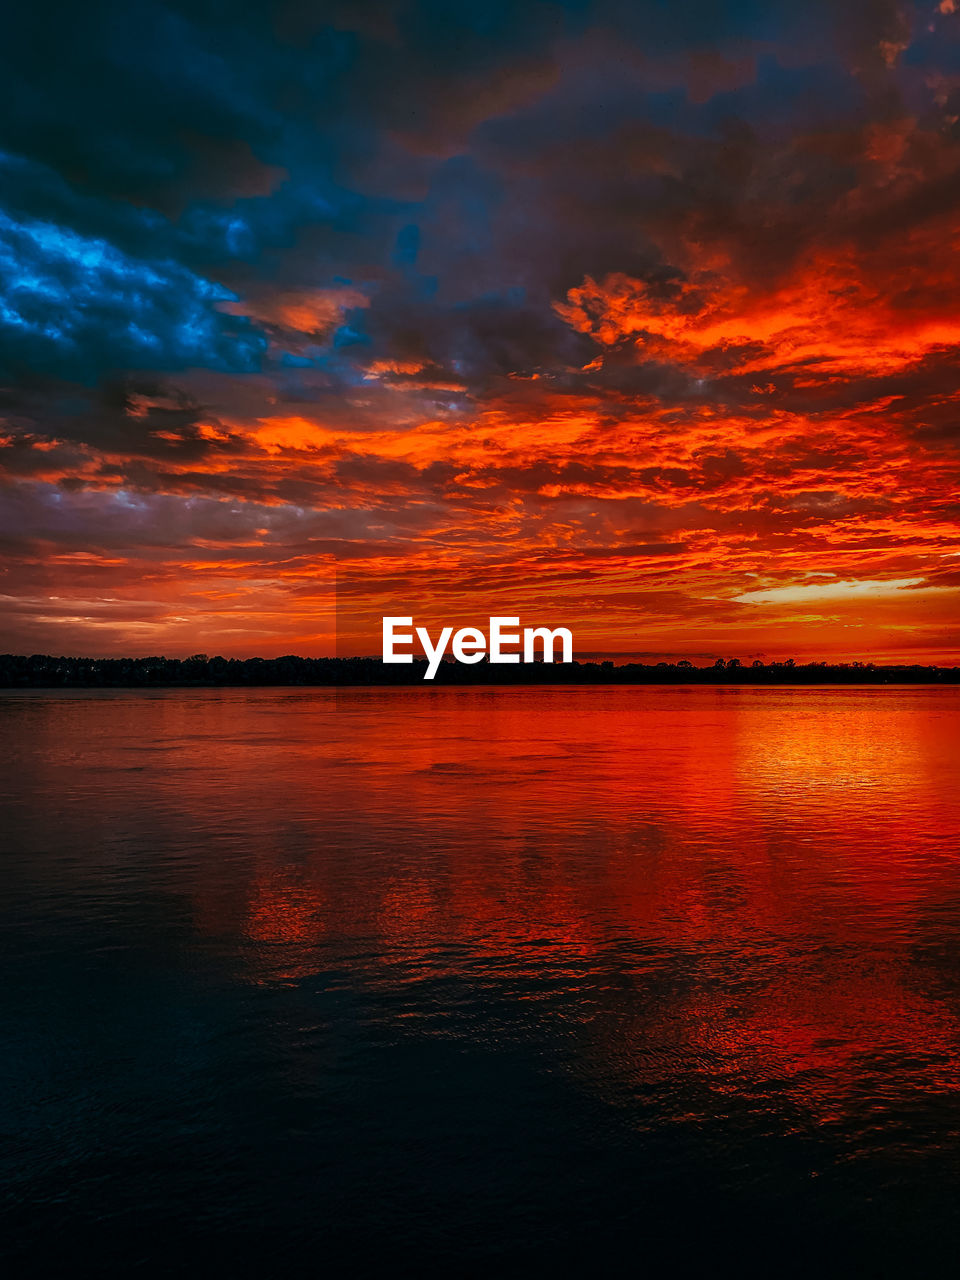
[2,686,960,1276]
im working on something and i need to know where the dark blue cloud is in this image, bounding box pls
[0,205,266,380]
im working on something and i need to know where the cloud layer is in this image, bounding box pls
[1,0,959,659]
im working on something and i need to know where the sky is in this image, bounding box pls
[1,0,959,663]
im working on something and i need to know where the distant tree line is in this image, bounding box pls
[1,653,958,687]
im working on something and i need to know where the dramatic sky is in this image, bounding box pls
[2,0,959,661]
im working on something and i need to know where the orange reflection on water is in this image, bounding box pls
[153,688,959,1119]
[13,685,958,1139]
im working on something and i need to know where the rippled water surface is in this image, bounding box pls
[2,685,960,1274]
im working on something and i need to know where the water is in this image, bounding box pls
[2,685,959,1275]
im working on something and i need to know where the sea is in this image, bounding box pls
[2,685,959,1275]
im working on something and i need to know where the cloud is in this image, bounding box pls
[1,0,960,659]
[0,208,266,379]
[733,577,925,604]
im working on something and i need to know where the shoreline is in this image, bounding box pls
[3,654,959,688]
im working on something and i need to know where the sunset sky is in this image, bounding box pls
[1,0,959,661]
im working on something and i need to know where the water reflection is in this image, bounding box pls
[2,686,960,1272]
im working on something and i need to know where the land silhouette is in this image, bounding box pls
[1,653,958,687]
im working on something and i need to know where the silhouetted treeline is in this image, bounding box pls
[1,653,958,687]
